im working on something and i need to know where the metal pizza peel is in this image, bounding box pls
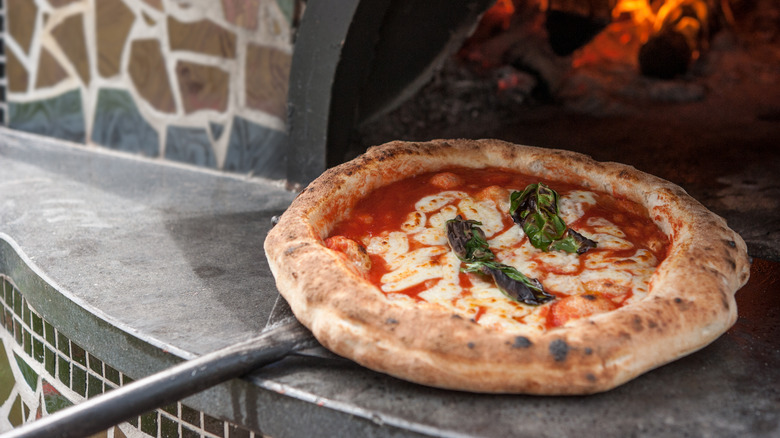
[4,294,333,438]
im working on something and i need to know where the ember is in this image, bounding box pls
[461,0,717,80]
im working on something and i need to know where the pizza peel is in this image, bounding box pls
[4,294,331,438]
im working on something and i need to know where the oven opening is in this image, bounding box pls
[354,0,777,163]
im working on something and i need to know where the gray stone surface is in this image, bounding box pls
[1,129,777,437]
[0,129,292,357]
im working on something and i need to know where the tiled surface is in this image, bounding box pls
[0,275,261,437]
[5,0,299,180]
[7,89,85,142]
[91,88,159,156]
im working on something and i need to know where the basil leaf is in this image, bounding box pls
[465,261,554,305]
[550,229,598,254]
[510,182,597,254]
[447,215,552,306]
[446,215,494,262]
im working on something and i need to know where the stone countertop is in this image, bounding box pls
[1,129,778,437]
[0,129,294,359]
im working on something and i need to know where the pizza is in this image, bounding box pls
[264,139,750,394]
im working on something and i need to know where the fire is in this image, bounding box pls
[465,0,709,76]
[482,0,516,32]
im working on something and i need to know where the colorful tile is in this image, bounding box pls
[276,0,299,25]
[8,89,86,143]
[221,0,260,30]
[8,395,24,427]
[176,60,229,114]
[0,341,15,403]
[13,352,38,391]
[165,126,218,168]
[160,414,179,438]
[51,13,91,85]
[141,0,164,10]
[142,11,157,25]
[44,347,56,376]
[57,356,70,386]
[141,411,158,436]
[47,0,83,6]
[210,122,225,141]
[0,276,258,435]
[128,39,176,113]
[224,116,286,179]
[91,88,160,157]
[96,0,136,78]
[7,0,38,54]
[35,48,69,89]
[6,48,30,93]
[168,17,237,58]
[42,380,73,414]
[245,44,291,120]
[71,365,86,396]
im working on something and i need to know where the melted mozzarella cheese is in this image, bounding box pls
[366,232,408,265]
[559,190,598,224]
[457,198,505,237]
[401,211,426,234]
[412,205,457,246]
[584,217,634,250]
[415,191,467,213]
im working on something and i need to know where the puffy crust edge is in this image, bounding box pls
[264,139,750,394]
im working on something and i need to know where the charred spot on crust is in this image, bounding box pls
[586,373,597,382]
[452,314,463,320]
[284,242,309,256]
[467,342,476,349]
[720,290,731,310]
[512,336,533,349]
[386,318,399,324]
[726,239,737,248]
[582,294,597,301]
[584,347,593,355]
[674,297,692,311]
[549,339,569,362]
[617,170,638,182]
[632,315,644,332]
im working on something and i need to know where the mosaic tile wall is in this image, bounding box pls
[0,275,262,437]
[1,2,7,125]
[5,0,302,181]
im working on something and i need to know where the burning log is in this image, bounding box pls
[545,0,615,55]
[639,0,715,78]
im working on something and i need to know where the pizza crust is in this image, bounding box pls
[264,139,750,394]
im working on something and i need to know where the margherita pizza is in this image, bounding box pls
[264,139,750,394]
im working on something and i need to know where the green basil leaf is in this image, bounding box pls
[510,182,597,254]
[446,216,494,262]
[448,216,552,306]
